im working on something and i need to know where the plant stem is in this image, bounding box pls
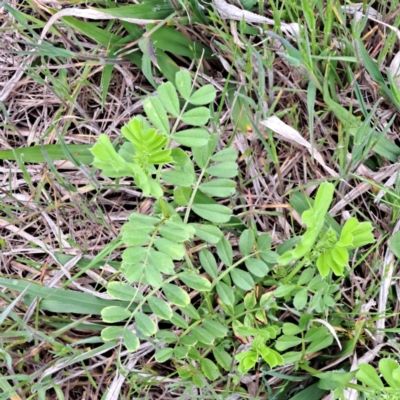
[282,257,308,284]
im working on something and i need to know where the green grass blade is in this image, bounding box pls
[151,26,214,59]
[63,17,122,46]
[0,277,138,315]
[91,1,174,20]
[0,144,93,164]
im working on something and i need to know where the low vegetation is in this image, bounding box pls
[1,1,400,399]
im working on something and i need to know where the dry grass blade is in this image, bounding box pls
[39,7,171,45]
[261,116,339,177]
[212,0,299,37]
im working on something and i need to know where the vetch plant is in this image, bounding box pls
[278,182,374,280]
[315,357,400,399]
[89,71,375,387]
[91,116,173,197]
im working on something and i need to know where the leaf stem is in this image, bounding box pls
[183,157,210,224]
[282,257,308,284]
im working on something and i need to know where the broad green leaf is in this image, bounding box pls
[331,246,348,270]
[155,347,174,362]
[213,346,232,371]
[91,134,119,161]
[144,264,163,288]
[179,335,197,346]
[206,162,238,178]
[216,282,235,306]
[159,222,191,243]
[199,249,218,279]
[135,311,157,337]
[180,273,212,291]
[279,183,335,266]
[356,364,384,390]
[200,359,220,381]
[192,200,232,223]
[0,144,93,164]
[121,118,143,149]
[148,149,173,164]
[176,69,192,100]
[338,218,374,250]
[107,282,143,301]
[245,258,269,277]
[211,148,237,163]
[121,225,151,246]
[203,319,228,338]
[171,312,188,329]
[262,348,284,368]
[154,238,185,260]
[244,290,257,309]
[172,129,209,147]
[317,371,358,390]
[239,229,255,256]
[124,263,144,284]
[174,186,192,206]
[101,326,123,341]
[148,296,173,320]
[306,334,333,354]
[181,107,210,126]
[171,147,190,166]
[274,284,296,298]
[379,358,400,389]
[282,323,303,336]
[259,250,278,265]
[148,250,175,275]
[236,350,258,374]
[122,329,140,352]
[316,251,333,278]
[162,169,195,187]
[101,306,130,323]
[282,351,302,365]
[305,182,335,224]
[257,232,272,250]
[180,303,200,320]
[192,144,211,169]
[199,179,236,197]
[143,97,170,134]
[176,346,190,358]
[217,237,233,266]
[163,283,190,307]
[157,81,180,117]
[189,85,216,105]
[298,268,315,286]
[192,223,223,244]
[177,365,192,379]
[175,347,190,360]
[293,288,308,309]
[275,335,302,351]
[192,373,206,388]
[192,327,215,345]
[391,369,400,386]
[128,213,160,225]
[156,330,177,344]
[230,269,254,291]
